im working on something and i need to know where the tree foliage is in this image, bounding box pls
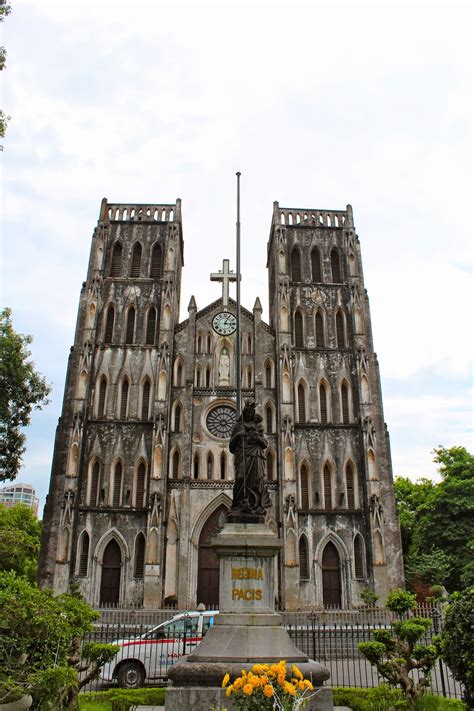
[0,308,50,481]
[0,1,11,147]
[441,588,474,707]
[0,503,41,581]
[0,572,119,708]
[394,447,474,593]
[358,589,441,704]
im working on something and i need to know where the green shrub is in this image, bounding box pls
[80,687,166,710]
[441,588,474,708]
[332,687,466,711]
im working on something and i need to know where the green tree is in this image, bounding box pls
[0,572,119,709]
[0,1,11,147]
[0,503,41,581]
[0,308,50,481]
[441,588,474,707]
[358,589,440,705]
[394,448,474,593]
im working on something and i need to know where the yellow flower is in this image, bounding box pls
[283,681,297,696]
[222,673,230,688]
[291,664,303,681]
[303,679,314,690]
[250,675,260,687]
[233,678,243,690]
[277,672,286,686]
[252,663,264,675]
[243,683,253,696]
[263,684,274,698]
[298,680,306,691]
[225,685,234,697]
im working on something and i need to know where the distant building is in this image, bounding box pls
[0,482,39,517]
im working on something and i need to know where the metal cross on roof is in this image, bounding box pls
[210,258,237,309]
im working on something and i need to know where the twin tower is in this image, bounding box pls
[39,198,404,610]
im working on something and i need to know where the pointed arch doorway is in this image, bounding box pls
[322,541,342,608]
[100,539,122,604]
[197,505,227,608]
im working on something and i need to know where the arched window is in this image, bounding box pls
[125,306,135,344]
[267,449,274,481]
[354,535,364,578]
[120,378,129,419]
[135,461,146,506]
[193,452,200,479]
[247,333,252,354]
[346,463,355,510]
[311,248,322,282]
[246,365,252,388]
[195,366,201,388]
[315,311,325,347]
[89,460,100,505]
[141,379,151,420]
[175,360,184,386]
[171,449,180,479]
[150,243,162,279]
[98,377,107,418]
[319,382,328,424]
[264,360,273,389]
[297,383,306,423]
[112,462,122,507]
[145,307,157,345]
[207,333,212,354]
[294,310,304,347]
[220,451,226,480]
[300,464,309,509]
[173,402,182,432]
[323,464,332,509]
[78,532,90,576]
[336,310,346,348]
[265,405,273,434]
[205,367,211,388]
[207,452,214,480]
[341,382,350,423]
[331,248,342,283]
[134,533,146,578]
[291,247,302,282]
[110,242,122,277]
[104,305,115,343]
[299,536,309,580]
[130,242,142,277]
[196,333,202,353]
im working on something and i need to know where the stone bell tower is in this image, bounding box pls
[267,202,404,606]
[39,198,183,607]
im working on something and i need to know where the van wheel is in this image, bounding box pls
[117,661,145,688]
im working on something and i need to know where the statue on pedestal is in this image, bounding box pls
[229,399,271,523]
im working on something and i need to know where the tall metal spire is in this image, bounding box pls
[236,172,242,416]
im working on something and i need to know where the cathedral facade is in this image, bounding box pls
[39,197,404,610]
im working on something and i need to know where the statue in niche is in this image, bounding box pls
[229,399,272,523]
[218,348,230,384]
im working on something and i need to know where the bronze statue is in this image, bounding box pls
[229,400,272,523]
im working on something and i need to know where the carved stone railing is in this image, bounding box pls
[99,198,182,223]
[272,201,353,229]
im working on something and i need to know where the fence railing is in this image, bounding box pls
[82,608,464,699]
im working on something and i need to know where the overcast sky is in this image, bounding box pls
[2,0,473,516]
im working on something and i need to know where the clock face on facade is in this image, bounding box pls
[206,405,237,439]
[212,312,237,336]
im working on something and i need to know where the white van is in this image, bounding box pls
[100,610,218,688]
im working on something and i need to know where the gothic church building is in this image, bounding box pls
[39,198,404,610]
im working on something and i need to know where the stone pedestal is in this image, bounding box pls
[167,523,332,709]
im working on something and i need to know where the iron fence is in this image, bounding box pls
[82,609,464,700]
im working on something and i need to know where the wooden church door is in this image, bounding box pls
[100,539,122,604]
[197,506,227,608]
[322,541,342,608]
